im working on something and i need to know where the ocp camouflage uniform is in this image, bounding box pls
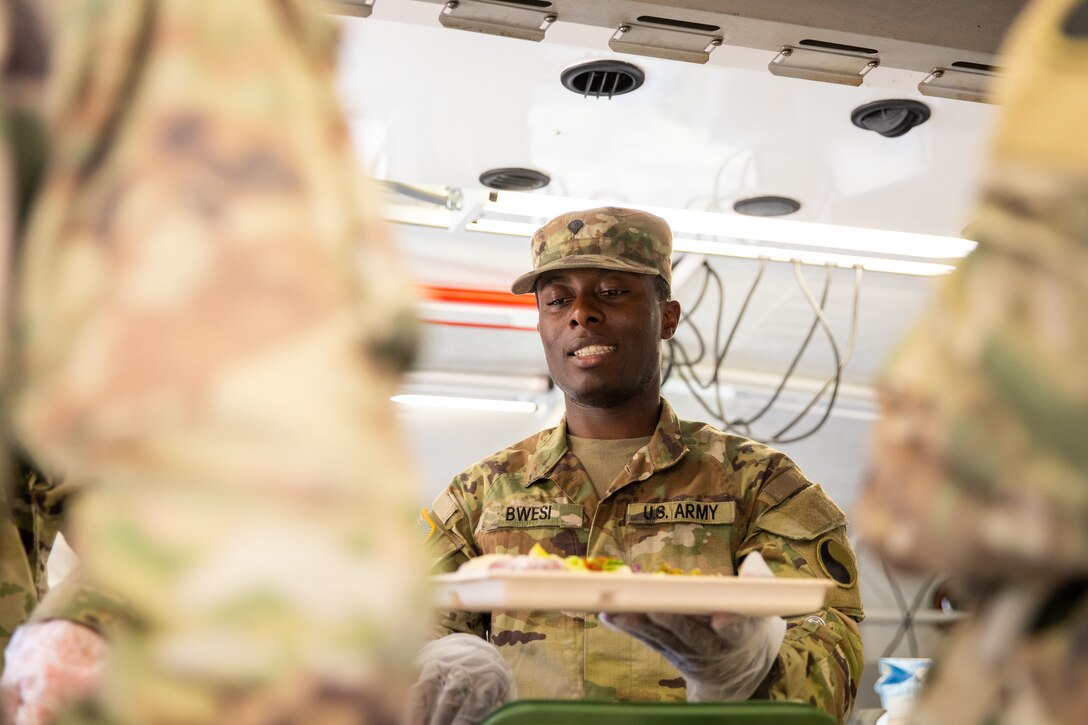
[855,0,1088,723]
[0,458,62,668]
[8,1,425,722]
[0,0,59,670]
[426,399,865,722]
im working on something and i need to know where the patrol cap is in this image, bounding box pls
[510,206,673,295]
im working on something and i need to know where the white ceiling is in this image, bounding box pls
[330,0,1001,498]
[334,1,998,382]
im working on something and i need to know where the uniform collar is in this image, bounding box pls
[524,398,689,487]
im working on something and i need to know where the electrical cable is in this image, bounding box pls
[880,560,938,658]
[664,257,862,444]
[665,258,766,430]
[742,265,833,429]
[770,263,863,443]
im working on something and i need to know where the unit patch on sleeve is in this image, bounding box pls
[626,500,736,526]
[417,507,437,543]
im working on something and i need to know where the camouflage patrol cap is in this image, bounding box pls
[510,206,672,294]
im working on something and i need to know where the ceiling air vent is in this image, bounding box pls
[733,195,801,217]
[560,59,645,99]
[479,167,551,191]
[850,99,930,138]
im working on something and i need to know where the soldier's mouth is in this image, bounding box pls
[573,345,616,358]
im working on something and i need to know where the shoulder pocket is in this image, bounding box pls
[425,490,473,568]
[755,484,846,540]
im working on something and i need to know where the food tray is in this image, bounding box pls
[432,570,831,616]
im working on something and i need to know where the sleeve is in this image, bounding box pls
[12,456,135,638]
[0,453,68,667]
[421,470,487,640]
[738,458,865,723]
[0,466,38,668]
[26,571,135,634]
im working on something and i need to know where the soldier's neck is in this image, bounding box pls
[564,391,662,439]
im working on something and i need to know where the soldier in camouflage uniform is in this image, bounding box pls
[419,207,865,723]
[0,0,63,670]
[1,1,426,722]
[856,1,1088,722]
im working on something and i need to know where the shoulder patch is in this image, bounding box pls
[817,535,857,588]
[417,508,437,543]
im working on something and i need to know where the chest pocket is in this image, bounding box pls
[621,500,737,575]
[475,498,584,556]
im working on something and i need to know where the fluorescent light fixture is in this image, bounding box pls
[403,370,550,393]
[466,218,954,276]
[672,237,954,276]
[392,394,537,413]
[482,191,976,260]
[384,186,975,276]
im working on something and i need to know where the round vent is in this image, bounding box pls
[733,195,801,217]
[479,167,551,191]
[560,60,645,99]
[850,99,931,138]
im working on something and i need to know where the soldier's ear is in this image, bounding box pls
[660,300,681,340]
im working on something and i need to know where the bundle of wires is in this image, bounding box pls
[663,256,862,444]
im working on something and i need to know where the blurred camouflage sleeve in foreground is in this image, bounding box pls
[0,0,59,669]
[10,0,426,721]
[856,0,1088,723]
[856,0,1088,593]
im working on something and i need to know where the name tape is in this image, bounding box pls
[626,500,736,526]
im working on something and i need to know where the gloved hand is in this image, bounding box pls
[406,633,516,725]
[601,552,787,702]
[1,620,108,725]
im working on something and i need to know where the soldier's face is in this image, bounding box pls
[535,268,680,409]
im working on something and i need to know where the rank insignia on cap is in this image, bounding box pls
[567,219,585,235]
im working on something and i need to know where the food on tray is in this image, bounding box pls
[457,544,703,576]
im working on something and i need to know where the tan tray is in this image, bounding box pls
[432,570,832,616]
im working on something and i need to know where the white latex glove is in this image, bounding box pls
[406,633,516,725]
[1,620,108,725]
[601,552,787,702]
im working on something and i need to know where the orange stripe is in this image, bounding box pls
[423,319,537,332]
[418,285,537,308]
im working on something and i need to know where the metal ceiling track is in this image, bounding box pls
[336,0,1022,101]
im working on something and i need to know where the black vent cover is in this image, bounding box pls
[851,99,931,138]
[479,167,551,191]
[560,60,645,99]
[733,195,801,217]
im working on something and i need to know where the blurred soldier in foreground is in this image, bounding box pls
[856,0,1088,722]
[415,207,865,724]
[0,0,76,674]
[0,1,425,722]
